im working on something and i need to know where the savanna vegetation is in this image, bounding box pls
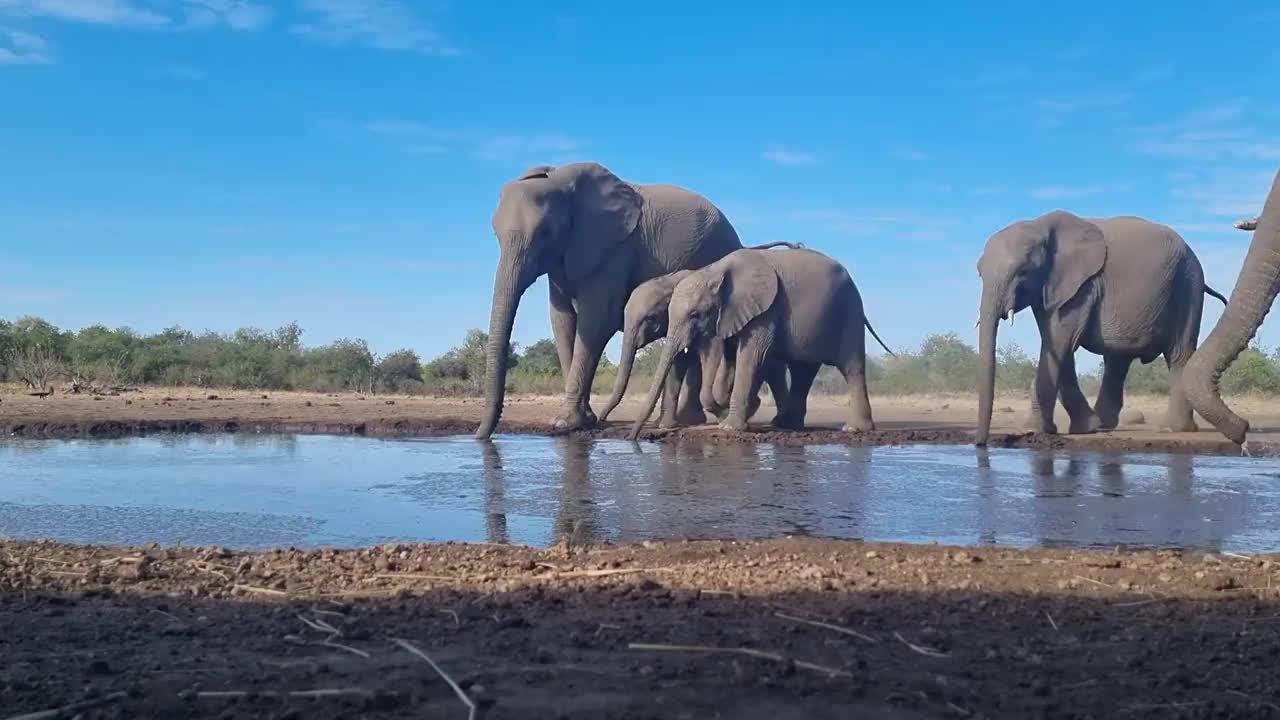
[4,315,1280,398]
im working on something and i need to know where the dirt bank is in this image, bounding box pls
[3,537,1278,719]
[2,386,1277,456]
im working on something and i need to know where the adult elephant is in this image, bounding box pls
[475,162,743,439]
[974,210,1226,446]
[1184,169,1280,449]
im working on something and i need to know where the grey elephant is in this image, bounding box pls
[475,162,745,439]
[597,241,801,427]
[1184,169,1280,449]
[974,210,1228,446]
[628,247,894,439]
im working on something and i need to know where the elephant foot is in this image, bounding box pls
[676,405,709,427]
[1068,413,1103,435]
[843,418,875,433]
[552,405,597,431]
[771,413,805,431]
[718,417,749,432]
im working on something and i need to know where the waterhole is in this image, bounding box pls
[1,434,1276,552]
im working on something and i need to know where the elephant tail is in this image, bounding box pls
[748,241,804,250]
[1204,285,1229,306]
[864,317,896,357]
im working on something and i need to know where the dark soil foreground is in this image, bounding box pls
[4,538,1280,719]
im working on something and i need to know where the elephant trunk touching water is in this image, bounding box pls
[1184,169,1280,447]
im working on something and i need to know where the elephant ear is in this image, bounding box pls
[715,252,779,339]
[556,163,643,284]
[1043,211,1106,312]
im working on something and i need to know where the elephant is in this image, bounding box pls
[597,241,801,428]
[475,162,745,439]
[1184,169,1280,449]
[974,210,1228,446]
[628,247,895,439]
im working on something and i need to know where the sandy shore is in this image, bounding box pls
[2,386,1277,455]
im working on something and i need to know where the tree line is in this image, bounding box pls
[4,315,1280,397]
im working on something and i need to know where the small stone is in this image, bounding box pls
[865,551,879,559]
[305,401,313,407]
[1120,409,1146,425]
[206,394,220,400]
[998,406,1015,413]
[385,400,396,405]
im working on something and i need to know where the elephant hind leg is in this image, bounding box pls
[1059,354,1102,434]
[839,341,874,433]
[1094,355,1132,429]
[773,362,818,430]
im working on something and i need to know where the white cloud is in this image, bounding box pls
[0,0,272,30]
[762,146,816,167]
[475,133,580,160]
[1126,101,1280,162]
[1028,182,1135,200]
[0,26,49,64]
[1035,92,1132,128]
[292,0,456,54]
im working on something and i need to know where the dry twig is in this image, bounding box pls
[4,691,129,720]
[196,688,375,699]
[893,632,950,658]
[628,642,851,678]
[774,611,877,644]
[390,637,477,720]
[1045,611,1060,632]
[233,583,287,596]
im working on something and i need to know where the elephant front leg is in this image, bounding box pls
[548,279,577,375]
[1094,355,1132,429]
[1058,354,1103,434]
[658,352,689,429]
[553,297,615,431]
[675,352,709,426]
[773,362,818,430]
[720,325,772,432]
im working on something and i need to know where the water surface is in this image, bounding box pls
[1,434,1277,552]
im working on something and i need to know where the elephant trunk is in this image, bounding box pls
[476,254,530,440]
[975,283,1005,446]
[1184,170,1280,445]
[628,342,680,440]
[598,331,641,423]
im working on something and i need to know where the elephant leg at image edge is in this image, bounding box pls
[1057,354,1102,434]
[772,363,818,430]
[1093,355,1132,429]
[658,352,690,429]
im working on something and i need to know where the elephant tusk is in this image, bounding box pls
[1009,311,1014,327]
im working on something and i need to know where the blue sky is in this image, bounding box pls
[2,1,1278,370]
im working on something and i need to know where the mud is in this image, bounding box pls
[3,537,1279,719]
[2,389,1277,457]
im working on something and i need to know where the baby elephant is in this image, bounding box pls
[629,247,893,438]
[598,242,798,428]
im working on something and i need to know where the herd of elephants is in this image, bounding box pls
[472,162,1280,454]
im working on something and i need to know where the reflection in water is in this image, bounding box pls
[480,441,508,545]
[0,435,1277,553]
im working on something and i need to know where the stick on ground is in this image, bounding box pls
[774,611,877,644]
[628,642,851,678]
[4,691,129,720]
[390,637,478,720]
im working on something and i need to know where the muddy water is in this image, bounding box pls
[1,434,1277,552]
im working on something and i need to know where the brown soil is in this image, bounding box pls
[2,387,1277,456]
[3,538,1279,719]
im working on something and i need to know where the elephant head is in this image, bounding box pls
[476,162,643,439]
[1184,170,1280,447]
[974,210,1106,445]
[597,270,693,423]
[629,252,779,439]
